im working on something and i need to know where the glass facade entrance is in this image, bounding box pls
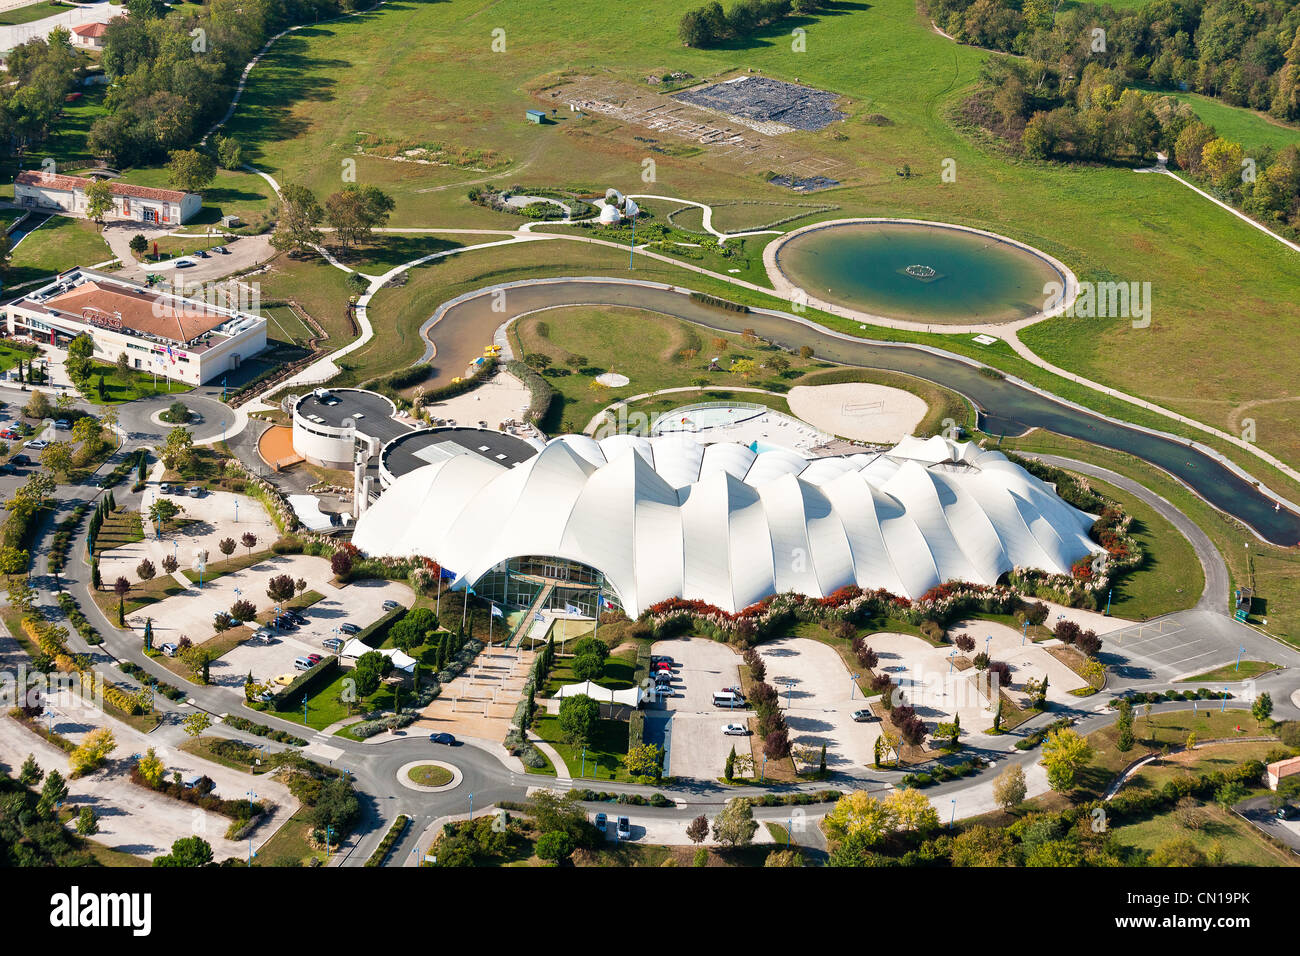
[472,556,621,618]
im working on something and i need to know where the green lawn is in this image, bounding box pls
[1177,660,1281,683]
[1137,86,1300,153]
[532,714,631,782]
[1110,802,1298,867]
[7,216,112,286]
[0,2,72,26]
[540,652,636,696]
[93,509,143,556]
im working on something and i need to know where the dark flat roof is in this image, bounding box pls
[383,426,538,480]
[296,390,411,444]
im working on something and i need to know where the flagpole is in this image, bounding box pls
[461,585,469,634]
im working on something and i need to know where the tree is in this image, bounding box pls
[729,358,759,381]
[229,599,256,622]
[219,537,236,564]
[148,497,180,535]
[241,531,258,556]
[161,426,194,471]
[40,769,69,813]
[137,748,166,786]
[325,183,395,249]
[1116,698,1135,752]
[712,797,758,847]
[183,712,212,738]
[1041,727,1093,792]
[70,728,116,777]
[824,791,894,847]
[114,576,131,624]
[535,830,575,865]
[724,744,736,782]
[24,389,52,418]
[84,178,115,229]
[18,754,43,787]
[162,554,178,574]
[625,743,662,778]
[557,694,599,746]
[353,650,391,697]
[153,836,214,868]
[39,441,73,477]
[524,788,598,848]
[993,763,1027,810]
[270,182,324,255]
[686,814,709,845]
[129,233,149,258]
[136,558,156,582]
[126,0,167,18]
[951,825,1018,866]
[75,807,99,836]
[571,652,603,682]
[886,788,940,832]
[266,573,296,603]
[330,548,353,578]
[167,149,216,194]
[1252,692,1273,728]
[1148,837,1207,867]
[214,134,243,170]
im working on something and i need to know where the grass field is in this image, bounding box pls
[7,216,112,286]
[0,2,71,27]
[1137,87,1300,154]
[114,166,279,234]
[1177,660,1280,683]
[209,0,1300,487]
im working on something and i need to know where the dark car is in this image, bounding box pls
[1277,804,1299,820]
[429,732,456,746]
[594,812,607,833]
[0,464,16,476]
[286,611,308,626]
[195,249,210,258]
[273,616,297,630]
[339,622,361,635]
[213,245,229,255]
[10,454,31,466]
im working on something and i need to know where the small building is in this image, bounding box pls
[525,109,546,124]
[3,267,267,386]
[1266,755,1300,790]
[70,22,111,50]
[14,170,202,226]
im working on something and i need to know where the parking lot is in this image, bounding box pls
[754,637,878,771]
[650,638,746,781]
[212,576,413,690]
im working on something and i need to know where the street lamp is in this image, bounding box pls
[949,798,956,828]
[850,673,859,700]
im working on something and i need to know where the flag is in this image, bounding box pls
[565,603,581,615]
[597,595,604,608]
[490,605,503,618]
[439,567,456,580]
[166,345,176,364]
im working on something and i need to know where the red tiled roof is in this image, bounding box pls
[15,170,193,204]
[71,22,110,38]
[39,281,229,344]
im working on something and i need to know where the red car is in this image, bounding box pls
[306,653,323,665]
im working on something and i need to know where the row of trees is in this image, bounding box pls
[270,182,396,254]
[678,0,827,47]
[935,0,1300,121]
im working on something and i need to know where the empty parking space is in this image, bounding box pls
[1103,617,1228,680]
[651,638,745,781]
[755,637,879,771]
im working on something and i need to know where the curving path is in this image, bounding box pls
[410,275,1300,545]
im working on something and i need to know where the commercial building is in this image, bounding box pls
[14,170,202,226]
[352,433,1104,618]
[3,267,266,386]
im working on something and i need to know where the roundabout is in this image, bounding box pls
[397,760,463,793]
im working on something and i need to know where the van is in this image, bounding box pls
[712,690,745,708]
[292,656,314,671]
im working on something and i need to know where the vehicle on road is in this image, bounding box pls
[851,709,878,723]
[429,732,456,746]
[616,816,631,839]
[594,812,607,833]
[723,723,748,735]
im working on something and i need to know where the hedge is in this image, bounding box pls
[366,814,409,867]
[224,715,307,746]
[688,291,749,313]
[505,359,556,425]
[271,655,339,709]
[357,606,407,648]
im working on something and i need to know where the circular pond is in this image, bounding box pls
[772,220,1069,324]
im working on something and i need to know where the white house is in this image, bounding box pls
[14,170,202,226]
[70,22,110,50]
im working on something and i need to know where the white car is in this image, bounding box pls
[174,257,197,268]
[25,439,48,449]
[723,723,749,736]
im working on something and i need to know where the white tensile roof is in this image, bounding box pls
[351,434,1102,616]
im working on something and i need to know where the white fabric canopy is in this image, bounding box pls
[340,640,417,674]
[288,494,334,532]
[551,680,642,708]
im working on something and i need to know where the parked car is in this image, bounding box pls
[212,245,229,255]
[10,454,30,466]
[254,690,275,703]
[25,439,47,450]
[159,642,179,657]
[194,249,209,258]
[594,812,607,833]
[187,486,204,497]
[253,629,274,643]
[292,656,314,671]
[1277,804,1298,820]
[159,482,174,494]
[650,655,673,665]
[0,429,17,440]
[712,690,745,708]
[305,653,323,665]
[0,464,15,476]
[286,611,308,626]
[382,599,401,612]
[53,419,70,430]
[322,637,344,652]
[274,616,297,630]
[339,622,361,635]
[851,709,878,723]
[272,673,295,686]
[615,816,631,839]
[723,723,748,735]
[429,732,456,746]
[174,257,196,268]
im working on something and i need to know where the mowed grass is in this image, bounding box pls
[212,0,1300,496]
[7,216,112,285]
[1138,87,1300,153]
[115,166,279,233]
[0,2,70,26]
